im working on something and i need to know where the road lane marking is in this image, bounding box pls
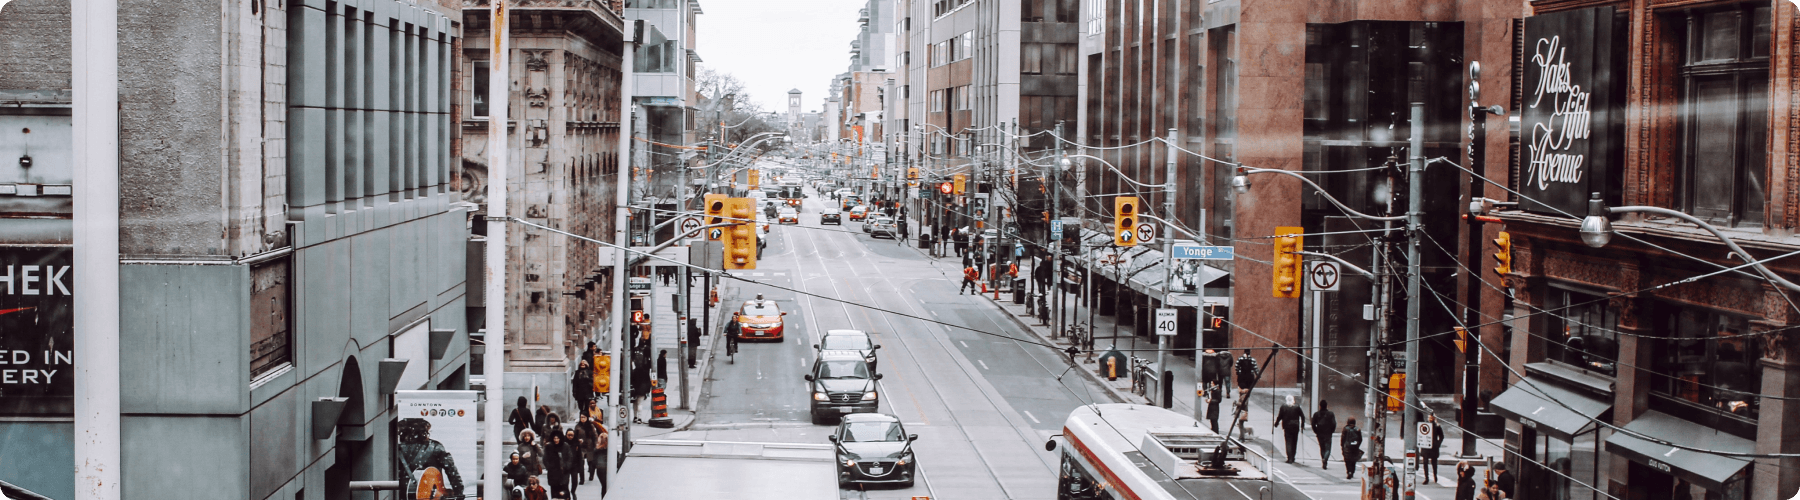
[978,360,989,370]
[959,341,969,348]
[1023,410,1040,424]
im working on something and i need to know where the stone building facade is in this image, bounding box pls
[460,0,627,417]
[0,0,470,499]
[1491,2,1800,500]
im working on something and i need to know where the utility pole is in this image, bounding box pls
[1052,122,1065,341]
[1460,62,1495,459]
[1402,102,1425,500]
[1159,129,1177,408]
[1368,153,1396,479]
[607,19,639,493]
[72,0,122,497]
[481,4,510,500]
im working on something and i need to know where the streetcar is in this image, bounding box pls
[1050,404,1301,500]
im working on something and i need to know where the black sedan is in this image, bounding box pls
[829,413,918,488]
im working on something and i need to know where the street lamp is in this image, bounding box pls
[1576,191,1800,293]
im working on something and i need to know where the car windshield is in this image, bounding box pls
[817,360,870,379]
[779,209,796,215]
[841,421,904,442]
[741,302,779,316]
[822,335,871,350]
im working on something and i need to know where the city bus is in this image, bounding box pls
[1050,404,1304,500]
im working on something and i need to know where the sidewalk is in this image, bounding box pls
[964,267,1510,495]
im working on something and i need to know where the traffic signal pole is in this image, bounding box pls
[1052,122,1065,343]
[1159,129,1176,408]
[606,22,638,493]
[1402,102,1425,500]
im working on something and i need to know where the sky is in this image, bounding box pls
[695,0,866,113]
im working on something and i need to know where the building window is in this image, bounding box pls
[1022,43,1044,74]
[635,40,679,73]
[1055,0,1078,23]
[1676,5,1770,227]
[1542,287,1618,376]
[1648,304,1762,420]
[625,0,677,8]
[956,85,971,111]
[250,259,293,380]
[1054,44,1078,75]
[1024,0,1044,22]
[930,89,945,112]
[958,32,972,61]
[472,61,489,118]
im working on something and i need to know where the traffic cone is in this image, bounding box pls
[648,384,674,428]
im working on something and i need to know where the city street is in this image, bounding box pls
[687,181,1112,498]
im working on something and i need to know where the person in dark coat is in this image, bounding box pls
[1454,461,1477,500]
[1422,414,1445,483]
[509,397,534,441]
[1204,382,1223,432]
[562,429,584,497]
[1341,418,1363,479]
[1312,400,1337,468]
[504,452,533,492]
[656,350,669,389]
[578,412,607,494]
[1276,395,1305,463]
[688,320,701,368]
[1493,461,1515,499]
[543,431,571,500]
[571,360,594,411]
[534,405,552,437]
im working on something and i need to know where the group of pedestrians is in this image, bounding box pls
[1264,397,1513,500]
[504,385,610,500]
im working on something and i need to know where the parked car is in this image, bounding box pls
[829,413,917,488]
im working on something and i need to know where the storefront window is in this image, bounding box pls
[1649,305,1761,419]
[1531,429,1602,500]
[1544,288,1618,376]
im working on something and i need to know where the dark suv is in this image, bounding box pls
[806,351,880,424]
[829,413,918,488]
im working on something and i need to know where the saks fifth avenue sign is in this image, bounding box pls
[1520,6,1621,215]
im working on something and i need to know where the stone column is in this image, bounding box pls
[1752,311,1800,500]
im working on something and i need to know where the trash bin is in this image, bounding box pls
[1012,278,1027,304]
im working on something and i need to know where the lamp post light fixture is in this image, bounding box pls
[1575,191,1800,293]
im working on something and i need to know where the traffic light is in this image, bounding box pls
[747,169,760,190]
[872,165,880,179]
[1113,196,1139,246]
[722,197,758,269]
[907,167,919,179]
[939,182,954,195]
[1272,226,1304,298]
[592,353,612,394]
[1493,231,1513,277]
[704,194,728,240]
[953,174,967,194]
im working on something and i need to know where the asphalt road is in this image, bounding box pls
[695,179,1115,500]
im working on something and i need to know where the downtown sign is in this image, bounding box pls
[0,247,73,416]
[1519,6,1623,215]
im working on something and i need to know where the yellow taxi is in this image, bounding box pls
[734,295,786,341]
[847,205,869,221]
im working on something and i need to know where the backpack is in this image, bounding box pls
[1345,429,1363,449]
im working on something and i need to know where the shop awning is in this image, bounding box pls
[1604,411,1754,491]
[1488,376,1611,442]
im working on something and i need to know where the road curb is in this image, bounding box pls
[973,292,1133,405]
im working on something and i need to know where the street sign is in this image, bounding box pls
[679,217,703,237]
[1418,421,1433,442]
[708,228,723,240]
[1309,261,1341,291]
[1154,308,1178,336]
[1050,220,1064,240]
[1171,244,1234,260]
[1136,223,1157,244]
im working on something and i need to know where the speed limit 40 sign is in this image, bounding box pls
[1154,308,1178,336]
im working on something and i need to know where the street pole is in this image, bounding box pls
[1052,122,1065,341]
[1460,63,1489,459]
[607,22,638,491]
[72,0,122,497]
[678,259,689,409]
[481,4,510,500]
[1159,129,1176,408]
[1402,102,1425,500]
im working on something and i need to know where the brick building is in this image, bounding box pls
[1489,3,1800,500]
[460,0,627,418]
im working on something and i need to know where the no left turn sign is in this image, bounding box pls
[680,217,703,237]
[1309,261,1341,291]
[1136,223,1157,244]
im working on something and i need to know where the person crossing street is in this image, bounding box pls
[960,264,979,294]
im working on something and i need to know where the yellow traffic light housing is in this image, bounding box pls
[1454,327,1470,353]
[908,167,919,179]
[953,174,967,194]
[704,194,728,240]
[1113,196,1139,246]
[747,169,760,190]
[1493,231,1513,277]
[722,198,758,269]
[1272,226,1304,298]
[592,353,612,393]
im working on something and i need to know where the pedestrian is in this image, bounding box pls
[1312,400,1337,468]
[522,476,549,500]
[1204,382,1223,433]
[1277,395,1304,464]
[953,229,968,257]
[898,219,910,245]
[1341,418,1362,480]
[1422,414,1444,483]
[960,264,979,294]
[543,431,570,500]
[583,409,608,495]
[515,429,544,480]
[509,397,534,441]
[570,421,590,486]
[534,404,552,438]
[571,360,593,411]
[561,429,583,499]
[1455,462,1477,500]
[1475,480,1506,500]
[688,320,701,368]
[1493,462,1515,499]
[504,453,532,492]
[1235,350,1259,392]
[656,350,669,389]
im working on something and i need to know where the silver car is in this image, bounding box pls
[867,216,897,238]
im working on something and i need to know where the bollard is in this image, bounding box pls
[648,384,674,428]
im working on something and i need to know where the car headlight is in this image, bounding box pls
[862,391,878,401]
[814,392,829,401]
[897,454,910,466]
[843,459,856,467]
